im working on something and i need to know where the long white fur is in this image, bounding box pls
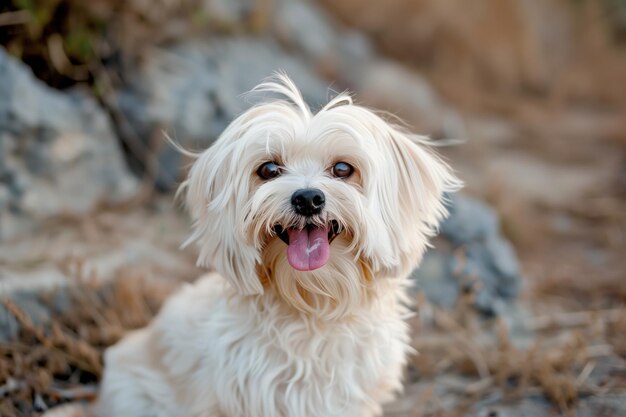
[95,74,461,417]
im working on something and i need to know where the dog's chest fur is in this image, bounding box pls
[123,273,412,417]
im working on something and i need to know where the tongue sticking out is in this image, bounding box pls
[286,226,330,271]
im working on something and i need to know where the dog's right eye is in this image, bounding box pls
[257,162,282,180]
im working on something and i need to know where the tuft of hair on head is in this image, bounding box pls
[321,88,354,112]
[247,71,314,121]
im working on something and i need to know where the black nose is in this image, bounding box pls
[291,188,325,216]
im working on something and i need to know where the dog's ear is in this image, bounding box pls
[182,120,264,296]
[370,126,462,277]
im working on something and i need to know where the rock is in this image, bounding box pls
[411,193,521,316]
[439,194,499,244]
[196,0,358,70]
[271,0,339,64]
[353,60,466,139]
[115,37,330,189]
[0,266,72,341]
[0,301,20,342]
[0,272,69,340]
[0,48,138,241]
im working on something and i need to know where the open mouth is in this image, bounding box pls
[273,220,341,245]
[273,220,341,272]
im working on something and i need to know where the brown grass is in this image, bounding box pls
[0,276,173,417]
[404,287,626,416]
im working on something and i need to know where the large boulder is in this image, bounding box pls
[0,48,138,241]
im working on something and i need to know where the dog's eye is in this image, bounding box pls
[257,161,282,180]
[332,162,353,179]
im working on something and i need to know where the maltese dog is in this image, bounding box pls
[95,74,460,417]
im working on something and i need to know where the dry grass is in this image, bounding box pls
[0,276,173,417]
[402,291,626,417]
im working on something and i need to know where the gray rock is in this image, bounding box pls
[412,246,458,307]
[0,48,138,241]
[0,301,20,342]
[0,286,71,342]
[6,291,50,326]
[352,60,466,139]
[439,194,499,244]
[334,29,376,74]
[272,0,339,63]
[200,0,368,72]
[116,37,330,189]
[412,194,521,316]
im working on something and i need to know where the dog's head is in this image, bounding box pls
[183,74,460,318]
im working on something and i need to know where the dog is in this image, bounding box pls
[95,74,461,417]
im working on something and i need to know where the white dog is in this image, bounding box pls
[95,74,460,417]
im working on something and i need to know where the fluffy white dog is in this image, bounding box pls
[95,75,460,417]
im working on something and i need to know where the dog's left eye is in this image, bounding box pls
[332,162,353,179]
[257,161,282,180]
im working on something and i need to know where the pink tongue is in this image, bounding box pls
[286,226,330,271]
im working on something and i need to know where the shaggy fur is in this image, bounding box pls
[95,74,461,417]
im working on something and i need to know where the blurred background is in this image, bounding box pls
[0,0,625,416]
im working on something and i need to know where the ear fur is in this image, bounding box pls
[371,125,462,277]
[182,120,263,295]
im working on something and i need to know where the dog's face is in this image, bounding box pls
[184,75,460,319]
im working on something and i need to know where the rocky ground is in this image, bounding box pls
[1,0,625,416]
